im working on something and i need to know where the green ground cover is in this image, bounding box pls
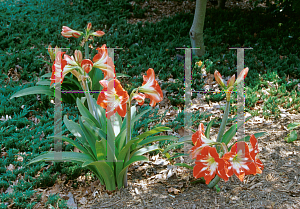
[0,0,299,207]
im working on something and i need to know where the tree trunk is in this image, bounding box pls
[217,0,226,9]
[189,0,207,57]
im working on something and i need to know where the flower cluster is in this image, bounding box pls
[50,23,163,119]
[49,23,108,86]
[190,124,264,184]
[97,68,163,119]
[214,67,249,101]
[49,45,112,86]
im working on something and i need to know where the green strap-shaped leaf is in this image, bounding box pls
[83,161,116,191]
[115,128,127,153]
[82,116,107,140]
[136,126,172,140]
[48,136,89,154]
[110,112,122,137]
[116,73,131,78]
[26,151,94,166]
[10,86,54,99]
[162,141,186,154]
[76,98,101,128]
[205,118,215,139]
[169,153,189,160]
[178,135,193,143]
[138,135,178,147]
[95,140,107,161]
[79,117,97,159]
[83,117,116,162]
[41,73,52,78]
[117,155,148,189]
[121,106,137,131]
[131,144,161,158]
[86,165,104,185]
[115,137,140,186]
[36,80,51,86]
[221,116,253,145]
[90,97,107,131]
[63,116,91,152]
[174,163,193,170]
[105,118,117,167]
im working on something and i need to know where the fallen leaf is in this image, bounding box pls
[5,186,14,194]
[79,197,87,205]
[168,187,180,195]
[16,155,23,162]
[6,164,15,171]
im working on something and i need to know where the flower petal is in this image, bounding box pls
[138,68,163,107]
[81,59,93,73]
[132,92,146,106]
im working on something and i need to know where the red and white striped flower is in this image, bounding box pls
[93,44,115,80]
[193,146,229,184]
[222,141,257,182]
[137,68,163,107]
[97,79,129,119]
[61,26,83,38]
[189,123,216,159]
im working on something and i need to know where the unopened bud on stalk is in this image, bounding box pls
[87,22,92,32]
[214,70,226,89]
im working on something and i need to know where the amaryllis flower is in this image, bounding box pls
[189,123,216,159]
[132,92,146,106]
[222,141,257,182]
[81,59,93,73]
[138,68,163,107]
[193,146,229,184]
[249,135,264,174]
[214,70,226,88]
[74,50,83,65]
[235,67,249,85]
[93,44,115,80]
[61,26,83,38]
[50,51,68,85]
[97,79,129,119]
[90,30,105,37]
[63,54,80,74]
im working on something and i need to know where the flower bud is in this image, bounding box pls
[48,45,55,62]
[227,74,235,88]
[87,22,92,31]
[81,59,93,73]
[61,26,83,38]
[74,50,83,65]
[214,70,226,89]
[235,67,249,85]
[90,30,105,37]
